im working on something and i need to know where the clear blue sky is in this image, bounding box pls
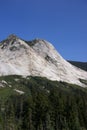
[0,0,87,62]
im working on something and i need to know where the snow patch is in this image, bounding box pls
[14,89,25,94]
[0,80,8,87]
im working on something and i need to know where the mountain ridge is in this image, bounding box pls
[0,35,87,87]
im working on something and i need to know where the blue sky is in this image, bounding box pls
[0,0,87,61]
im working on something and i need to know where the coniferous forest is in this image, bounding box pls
[0,75,87,130]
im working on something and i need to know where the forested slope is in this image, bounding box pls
[0,75,87,130]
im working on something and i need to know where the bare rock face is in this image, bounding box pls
[0,35,87,87]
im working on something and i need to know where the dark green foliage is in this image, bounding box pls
[0,75,87,130]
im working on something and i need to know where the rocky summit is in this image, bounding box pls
[0,34,87,87]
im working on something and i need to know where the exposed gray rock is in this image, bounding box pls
[0,35,87,87]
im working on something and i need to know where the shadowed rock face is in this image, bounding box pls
[0,35,87,87]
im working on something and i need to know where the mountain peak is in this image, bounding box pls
[0,35,87,87]
[0,34,19,46]
[7,34,18,40]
